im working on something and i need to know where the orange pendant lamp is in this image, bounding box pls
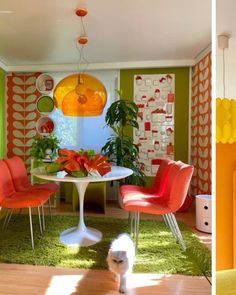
[53,8,107,117]
[53,73,107,116]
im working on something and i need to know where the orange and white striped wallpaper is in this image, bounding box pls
[6,73,41,171]
[191,53,212,195]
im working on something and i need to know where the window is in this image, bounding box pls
[49,70,119,152]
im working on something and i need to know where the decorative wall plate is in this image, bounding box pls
[36,95,54,115]
[36,74,54,94]
[36,117,55,136]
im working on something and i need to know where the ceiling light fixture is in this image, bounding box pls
[53,7,107,117]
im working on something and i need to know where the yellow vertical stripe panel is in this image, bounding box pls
[216,98,236,143]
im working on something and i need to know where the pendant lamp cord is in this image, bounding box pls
[223,48,226,98]
[81,16,86,38]
[76,14,89,75]
[76,43,89,72]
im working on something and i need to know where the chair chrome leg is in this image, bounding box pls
[133,212,136,242]
[133,212,135,239]
[170,213,186,251]
[41,205,45,231]
[2,210,10,230]
[48,197,52,220]
[37,206,43,234]
[129,212,134,238]
[135,212,140,253]
[135,212,138,240]
[165,214,179,242]
[29,207,34,249]
[128,211,131,236]
[165,214,175,237]
[5,209,14,229]
[162,215,168,227]
[129,211,133,237]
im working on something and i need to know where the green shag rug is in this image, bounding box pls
[0,215,211,276]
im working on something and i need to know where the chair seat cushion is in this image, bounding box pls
[123,197,170,215]
[120,161,174,203]
[0,190,49,208]
[10,190,49,202]
[27,183,59,194]
[120,185,156,200]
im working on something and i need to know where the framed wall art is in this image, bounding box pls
[133,74,175,176]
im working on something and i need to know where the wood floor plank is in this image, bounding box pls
[0,263,211,295]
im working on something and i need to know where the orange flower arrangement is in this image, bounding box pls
[46,148,111,177]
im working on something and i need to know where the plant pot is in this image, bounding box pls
[43,148,53,162]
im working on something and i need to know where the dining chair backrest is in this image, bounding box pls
[152,158,174,195]
[167,161,194,212]
[0,160,16,201]
[4,156,29,191]
[153,158,172,188]
[158,161,182,201]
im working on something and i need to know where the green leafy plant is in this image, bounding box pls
[102,90,145,185]
[31,134,60,161]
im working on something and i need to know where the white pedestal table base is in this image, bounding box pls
[32,167,133,247]
[60,181,102,247]
[60,226,102,247]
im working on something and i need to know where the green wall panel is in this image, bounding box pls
[0,68,6,159]
[120,67,190,164]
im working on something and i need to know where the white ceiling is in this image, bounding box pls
[0,0,211,71]
[216,0,235,55]
[217,0,234,35]
[216,0,236,97]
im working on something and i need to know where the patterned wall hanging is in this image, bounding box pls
[7,73,41,171]
[133,74,175,176]
[191,53,212,195]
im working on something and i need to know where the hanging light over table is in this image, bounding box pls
[54,73,107,116]
[53,7,107,117]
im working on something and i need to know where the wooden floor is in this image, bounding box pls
[0,200,212,295]
[0,263,211,295]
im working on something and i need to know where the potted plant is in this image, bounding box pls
[31,134,60,162]
[102,90,145,205]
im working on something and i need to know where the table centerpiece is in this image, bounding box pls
[46,148,111,177]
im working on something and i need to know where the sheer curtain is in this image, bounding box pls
[49,70,119,152]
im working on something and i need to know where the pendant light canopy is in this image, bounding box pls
[53,7,107,117]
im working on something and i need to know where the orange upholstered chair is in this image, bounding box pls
[4,156,59,219]
[121,161,194,251]
[120,158,173,203]
[0,160,50,248]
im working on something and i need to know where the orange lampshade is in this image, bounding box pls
[53,74,107,116]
